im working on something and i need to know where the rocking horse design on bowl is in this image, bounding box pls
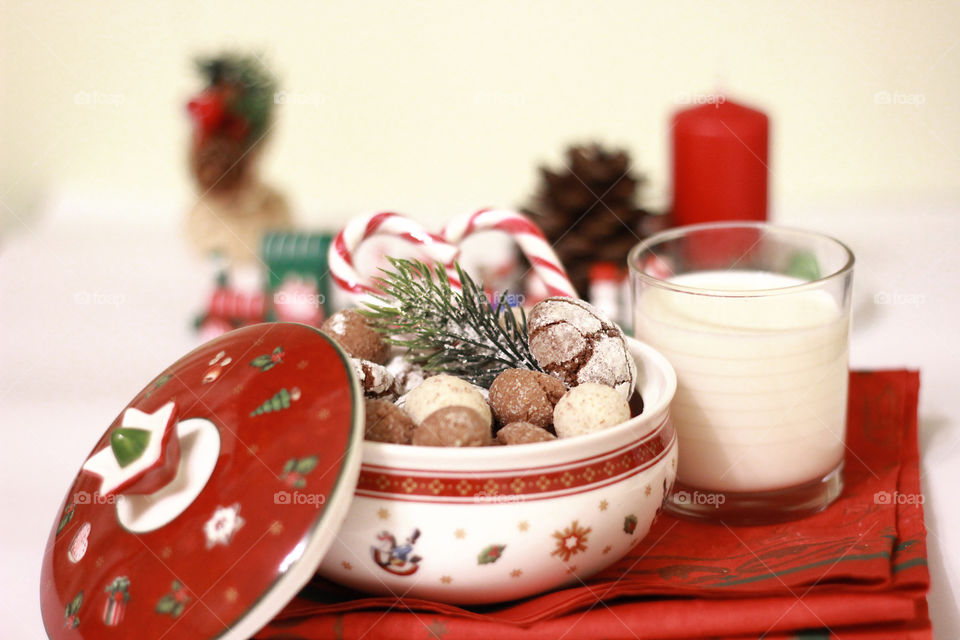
[371,528,423,576]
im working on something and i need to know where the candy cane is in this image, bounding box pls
[329,209,577,303]
[443,208,578,298]
[329,212,460,297]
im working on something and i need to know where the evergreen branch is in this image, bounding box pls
[358,258,542,387]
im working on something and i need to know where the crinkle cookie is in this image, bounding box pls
[351,358,396,400]
[528,297,636,400]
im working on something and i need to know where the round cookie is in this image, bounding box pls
[385,354,429,397]
[527,297,637,399]
[403,374,492,427]
[553,383,630,438]
[364,398,416,444]
[488,369,566,429]
[412,406,490,447]
[497,421,557,445]
[351,358,396,400]
[322,309,389,364]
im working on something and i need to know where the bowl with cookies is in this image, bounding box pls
[313,213,679,604]
[39,212,678,640]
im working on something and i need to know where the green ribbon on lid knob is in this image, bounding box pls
[110,428,151,468]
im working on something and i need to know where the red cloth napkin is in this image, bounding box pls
[257,370,930,639]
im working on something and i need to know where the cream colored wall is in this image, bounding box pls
[2,0,958,231]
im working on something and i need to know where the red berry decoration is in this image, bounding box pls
[187,89,227,137]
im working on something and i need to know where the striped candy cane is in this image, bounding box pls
[329,209,576,302]
[329,212,460,297]
[443,208,577,299]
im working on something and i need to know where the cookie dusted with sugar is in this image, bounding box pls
[496,421,557,445]
[351,358,396,400]
[322,309,389,364]
[527,297,637,400]
[385,354,430,397]
[364,398,416,444]
[412,406,491,447]
[488,369,566,430]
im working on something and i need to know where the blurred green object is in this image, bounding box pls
[261,231,333,320]
[787,250,821,281]
[193,52,277,144]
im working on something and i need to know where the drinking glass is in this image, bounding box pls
[629,222,854,523]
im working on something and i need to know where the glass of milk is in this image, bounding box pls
[628,222,854,523]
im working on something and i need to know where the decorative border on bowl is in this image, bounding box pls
[355,416,675,503]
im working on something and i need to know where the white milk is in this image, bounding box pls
[635,270,849,493]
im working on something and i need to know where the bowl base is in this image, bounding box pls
[665,462,844,525]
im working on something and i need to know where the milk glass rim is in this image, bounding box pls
[627,221,855,298]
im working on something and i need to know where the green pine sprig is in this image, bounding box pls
[359,258,542,388]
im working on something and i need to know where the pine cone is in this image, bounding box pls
[525,144,649,294]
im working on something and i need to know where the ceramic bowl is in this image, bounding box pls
[317,337,678,604]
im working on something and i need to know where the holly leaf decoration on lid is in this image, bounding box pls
[64,591,83,629]
[295,457,318,474]
[249,346,284,371]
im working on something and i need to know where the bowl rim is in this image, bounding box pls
[361,337,677,468]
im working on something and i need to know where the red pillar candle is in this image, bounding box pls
[671,98,769,226]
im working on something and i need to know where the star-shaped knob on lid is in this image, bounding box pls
[81,401,182,497]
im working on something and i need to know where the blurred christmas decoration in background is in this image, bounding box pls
[185,53,334,339]
[523,143,667,325]
[185,52,292,267]
[670,97,769,227]
[261,231,333,326]
[193,230,336,339]
[524,144,656,296]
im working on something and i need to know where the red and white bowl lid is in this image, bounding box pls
[40,323,364,639]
